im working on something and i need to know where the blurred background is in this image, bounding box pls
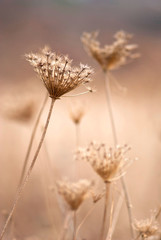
[0,0,161,239]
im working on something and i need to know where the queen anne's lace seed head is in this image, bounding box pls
[81,31,139,71]
[26,47,93,99]
[134,215,159,239]
[57,179,92,210]
[76,141,132,183]
[69,101,85,125]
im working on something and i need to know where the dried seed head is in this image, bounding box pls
[26,47,93,99]
[134,215,159,239]
[81,30,139,71]
[57,179,92,210]
[69,101,85,125]
[76,141,132,183]
[0,96,35,123]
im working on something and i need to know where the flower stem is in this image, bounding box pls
[76,124,80,148]
[104,71,134,239]
[0,98,55,240]
[73,211,77,240]
[100,183,110,240]
[19,92,48,185]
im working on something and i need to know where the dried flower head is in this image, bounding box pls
[69,101,85,124]
[81,31,139,71]
[57,179,92,210]
[134,215,159,239]
[0,96,35,123]
[26,47,93,99]
[76,141,132,183]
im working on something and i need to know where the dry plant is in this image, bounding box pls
[82,30,139,238]
[69,100,85,147]
[57,179,92,240]
[134,215,159,239]
[77,141,133,240]
[0,46,93,240]
[81,30,139,72]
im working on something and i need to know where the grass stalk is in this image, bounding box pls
[104,71,134,239]
[0,98,55,240]
[73,211,77,240]
[19,92,48,185]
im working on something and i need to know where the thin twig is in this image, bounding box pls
[73,211,77,240]
[106,190,124,240]
[104,71,134,239]
[100,183,110,240]
[19,92,48,185]
[0,98,55,240]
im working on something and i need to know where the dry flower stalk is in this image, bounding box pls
[134,215,159,239]
[0,47,93,240]
[81,31,139,71]
[77,141,132,183]
[57,179,92,211]
[26,46,93,99]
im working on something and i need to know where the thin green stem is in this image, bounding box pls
[0,98,55,240]
[104,71,134,239]
[100,183,110,240]
[19,92,48,185]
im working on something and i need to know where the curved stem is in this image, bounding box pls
[19,92,48,185]
[100,183,110,240]
[0,98,55,240]
[104,71,134,239]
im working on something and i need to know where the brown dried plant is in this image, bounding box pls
[77,141,132,183]
[81,30,139,71]
[82,30,138,238]
[77,141,133,240]
[26,46,93,99]
[69,101,85,125]
[57,179,92,240]
[0,47,93,240]
[134,215,160,239]
[57,179,92,211]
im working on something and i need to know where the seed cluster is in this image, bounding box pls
[26,47,93,99]
[57,179,92,210]
[82,31,139,71]
[77,141,132,183]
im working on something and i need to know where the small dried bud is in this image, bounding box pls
[26,47,93,99]
[57,179,92,210]
[69,101,85,125]
[81,30,139,71]
[77,141,133,183]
